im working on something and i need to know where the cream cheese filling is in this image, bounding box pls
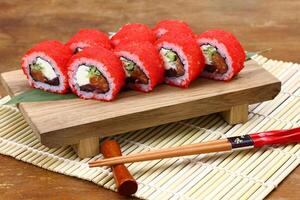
[35,57,58,80]
[75,65,90,86]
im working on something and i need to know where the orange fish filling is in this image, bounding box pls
[201,45,228,74]
[29,61,60,86]
[120,57,149,85]
[78,65,109,93]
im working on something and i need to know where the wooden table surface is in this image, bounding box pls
[0,0,299,199]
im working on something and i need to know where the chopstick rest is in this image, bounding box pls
[100,139,138,196]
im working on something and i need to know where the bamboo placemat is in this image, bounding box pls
[0,56,299,200]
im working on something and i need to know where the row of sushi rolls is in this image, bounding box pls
[21,20,246,101]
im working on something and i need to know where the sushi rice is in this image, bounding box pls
[158,43,189,86]
[198,38,234,80]
[114,41,164,93]
[21,40,72,94]
[156,33,204,88]
[23,52,66,92]
[118,52,152,92]
[197,29,245,81]
[68,58,115,100]
[67,46,125,101]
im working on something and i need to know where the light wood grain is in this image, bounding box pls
[0,60,281,148]
[72,136,100,158]
[221,104,249,124]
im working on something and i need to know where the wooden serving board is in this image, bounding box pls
[0,60,281,158]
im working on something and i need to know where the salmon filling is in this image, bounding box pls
[120,57,149,84]
[160,48,185,77]
[76,65,109,93]
[201,44,228,74]
[29,57,60,86]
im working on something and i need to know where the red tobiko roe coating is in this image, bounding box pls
[21,40,72,94]
[114,41,165,92]
[111,23,156,47]
[156,32,205,88]
[197,29,246,80]
[152,20,195,39]
[65,29,112,53]
[67,46,125,101]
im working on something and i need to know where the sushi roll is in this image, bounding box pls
[68,46,125,101]
[66,29,112,53]
[156,33,205,88]
[153,20,195,39]
[197,29,246,81]
[111,23,156,47]
[114,42,164,92]
[21,40,72,94]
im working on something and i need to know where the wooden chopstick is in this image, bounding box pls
[89,127,300,167]
[89,139,231,167]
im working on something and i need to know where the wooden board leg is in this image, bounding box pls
[221,104,249,125]
[72,136,100,158]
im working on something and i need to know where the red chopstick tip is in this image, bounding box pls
[250,127,300,147]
